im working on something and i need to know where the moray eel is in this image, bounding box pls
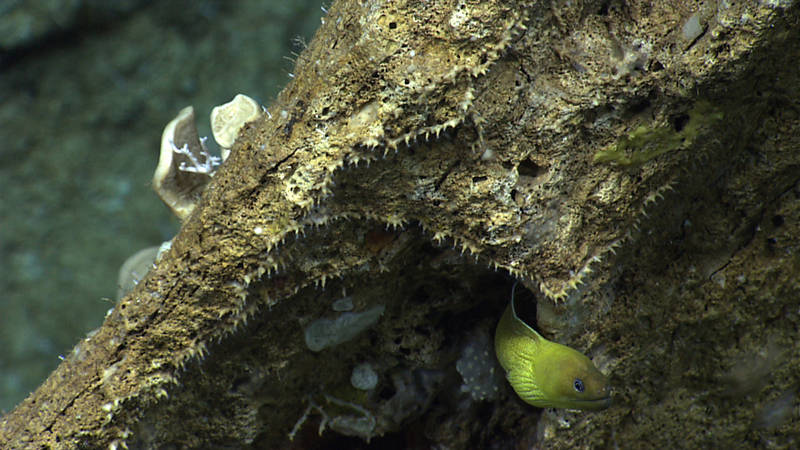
[494,289,611,410]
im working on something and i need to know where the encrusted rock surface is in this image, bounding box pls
[2,0,799,448]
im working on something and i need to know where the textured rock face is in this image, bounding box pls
[2,0,800,449]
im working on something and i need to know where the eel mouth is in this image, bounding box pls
[541,394,612,411]
[575,395,613,411]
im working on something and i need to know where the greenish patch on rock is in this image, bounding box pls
[594,101,723,166]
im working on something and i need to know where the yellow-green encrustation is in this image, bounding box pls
[495,293,611,411]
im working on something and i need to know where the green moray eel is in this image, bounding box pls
[494,288,611,410]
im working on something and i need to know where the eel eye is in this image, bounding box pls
[573,378,585,393]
